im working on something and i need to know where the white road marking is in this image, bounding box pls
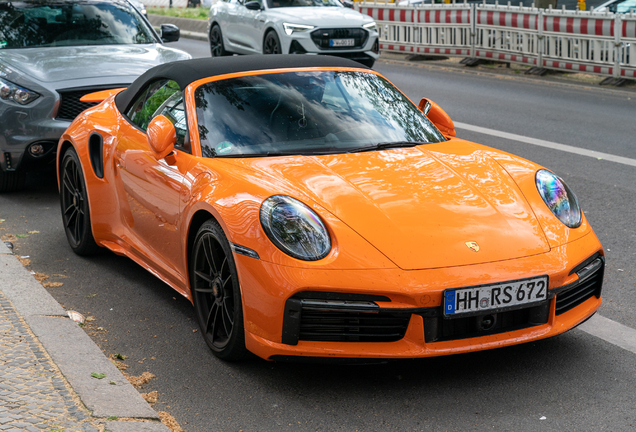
[455,122,636,168]
[578,314,636,356]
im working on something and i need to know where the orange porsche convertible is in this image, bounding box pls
[57,56,604,361]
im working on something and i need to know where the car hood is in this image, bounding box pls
[1,45,190,86]
[267,7,373,26]
[233,142,551,270]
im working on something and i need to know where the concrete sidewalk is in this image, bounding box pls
[0,241,170,432]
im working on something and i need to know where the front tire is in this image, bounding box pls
[263,31,281,54]
[60,148,100,256]
[358,58,375,68]
[0,169,26,193]
[209,24,230,57]
[191,219,247,361]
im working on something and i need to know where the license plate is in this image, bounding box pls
[443,276,548,318]
[330,38,355,47]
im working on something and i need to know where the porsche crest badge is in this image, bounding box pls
[465,241,480,252]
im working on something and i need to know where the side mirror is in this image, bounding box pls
[244,1,263,10]
[418,98,456,137]
[147,115,176,160]
[161,24,180,43]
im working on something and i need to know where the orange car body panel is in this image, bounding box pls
[57,66,603,360]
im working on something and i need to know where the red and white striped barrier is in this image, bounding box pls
[358,4,473,57]
[620,14,636,78]
[474,7,541,67]
[540,10,618,76]
[356,1,636,81]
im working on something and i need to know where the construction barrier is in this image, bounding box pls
[357,1,636,80]
[620,13,636,78]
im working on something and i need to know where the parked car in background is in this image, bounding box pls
[207,0,379,67]
[594,0,636,11]
[129,0,148,16]
[0,0,190,192]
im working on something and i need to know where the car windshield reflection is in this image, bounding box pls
[0,1,156,49]
[194,71,445,158]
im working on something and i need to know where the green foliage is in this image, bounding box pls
[132,81,180,130]
[147,7,209,20]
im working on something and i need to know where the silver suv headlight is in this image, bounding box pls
[0,78,39,105]
[535,169,582,228]
[260,195,331,261]
[363,21,378,33]
[283,23,315,36]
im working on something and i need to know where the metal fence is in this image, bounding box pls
[356,1,636,79]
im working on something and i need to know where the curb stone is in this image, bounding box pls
[105,420,173,432]
[0,241,170,431]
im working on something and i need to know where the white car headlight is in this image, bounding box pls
[363,21,378,33]
[0,78,39,105]
[260,195,331,261]
[535,169,582,228]
[283,23,315,36]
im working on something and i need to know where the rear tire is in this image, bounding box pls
[209,24,230,57]
[60,148,101,256]
[0,169,26,193]
[191,219,248,361]
[358,58,375,68]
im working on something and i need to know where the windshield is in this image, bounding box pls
[266,0,342,8]
[194,71,445,158]
[609,0,636,12]
[0,1,156,49]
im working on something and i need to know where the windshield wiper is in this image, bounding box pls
[346,141,428,153]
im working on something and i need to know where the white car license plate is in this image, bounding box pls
[443,276,548,317]
[330,38,355,47]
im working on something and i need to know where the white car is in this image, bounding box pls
[208,0,379,67]
[593,0,636,12]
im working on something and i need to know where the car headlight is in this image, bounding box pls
[260,195,331,261]
[283,23,315,36]
[363,21,378,33]
[535,169,581,228]
[0,78,39,105]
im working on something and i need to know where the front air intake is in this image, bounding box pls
[282,293,410,345]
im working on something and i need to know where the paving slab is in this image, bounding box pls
[25,316,159,420]
[0,239,168,431]
[0,292,100,432]
[0,242,67,317]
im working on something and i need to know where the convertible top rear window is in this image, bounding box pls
[194,71,445,158]
[0,1,156,49]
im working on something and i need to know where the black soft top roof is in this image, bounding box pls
[114,55,369,113]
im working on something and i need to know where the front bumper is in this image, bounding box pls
[235,231,604,360]
[283,28,379,63]
[0,95,68,172]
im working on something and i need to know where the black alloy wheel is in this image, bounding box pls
[60,148,100,256]
[358,58,375,68]
[0,169,26,193]
[263,31,281,54]
[209,24,229,57]
[191,220,247,360]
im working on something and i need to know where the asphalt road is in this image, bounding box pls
[1,41,635,431]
